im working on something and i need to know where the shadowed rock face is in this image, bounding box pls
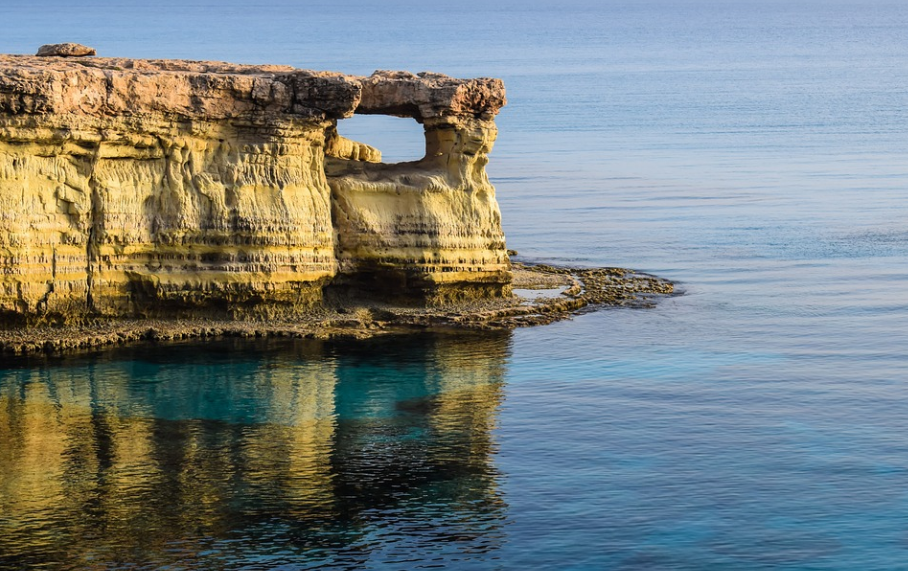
[0,55,509,322]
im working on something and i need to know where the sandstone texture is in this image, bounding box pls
[0,54,510,324]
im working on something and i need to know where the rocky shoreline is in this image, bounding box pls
[0,262,674,355]
[0,49,674,356]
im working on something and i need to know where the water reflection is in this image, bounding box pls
[0,332,511,569]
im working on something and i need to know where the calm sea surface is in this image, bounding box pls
[3,1,908,568]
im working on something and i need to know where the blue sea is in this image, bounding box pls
[3,1,908,568]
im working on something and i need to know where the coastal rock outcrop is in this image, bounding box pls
[0,54,509,323]
[35,43,97,57]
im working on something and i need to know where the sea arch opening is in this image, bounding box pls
[336,114,426,164]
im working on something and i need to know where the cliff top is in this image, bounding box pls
[0,53,506,122]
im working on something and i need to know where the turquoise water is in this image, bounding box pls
[4,1,908,568]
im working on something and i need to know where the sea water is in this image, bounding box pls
[3,1,908,568]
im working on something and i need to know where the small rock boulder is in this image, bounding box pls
[36,43,96,57]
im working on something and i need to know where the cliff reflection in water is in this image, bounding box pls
[0,332,510,569]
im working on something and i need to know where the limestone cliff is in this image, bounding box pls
[0,54,509,323]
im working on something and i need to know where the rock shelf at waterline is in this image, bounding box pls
[0,262,673,355]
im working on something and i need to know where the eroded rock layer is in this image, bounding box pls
[0,55,509,323]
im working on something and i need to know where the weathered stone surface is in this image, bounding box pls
[35,43,96,57]
[358,70,506,119]
[0,55,510,323]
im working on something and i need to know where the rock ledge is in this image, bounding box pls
[0,262,675,355]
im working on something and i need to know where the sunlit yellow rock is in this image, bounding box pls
[0,55,510,323]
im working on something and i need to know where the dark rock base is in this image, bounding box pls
[0,263,674,355]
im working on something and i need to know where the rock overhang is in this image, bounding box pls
[0,55,506,123]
